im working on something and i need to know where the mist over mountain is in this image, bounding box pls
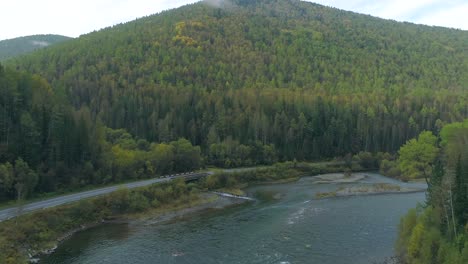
[0,34,71,61]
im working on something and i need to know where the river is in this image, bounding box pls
[42,173,425,264]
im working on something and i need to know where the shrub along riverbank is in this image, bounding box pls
[0,161,364,263]
[395,121,468,263]
[0,178,199,263]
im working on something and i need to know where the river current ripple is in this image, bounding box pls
[42,173,425,264]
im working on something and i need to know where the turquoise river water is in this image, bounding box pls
[42,173,425,264]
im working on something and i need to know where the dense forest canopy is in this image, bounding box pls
[8,0,467,161]
[397,121,468,263]
[0,35,71,61]
[0,64,202,201]
[1,0,467,200]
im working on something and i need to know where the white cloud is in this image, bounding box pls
[0,0,466,41]
[415,2,468,30]
[310,0,468,29]
[0,0,198,40]
[360,0,440,20]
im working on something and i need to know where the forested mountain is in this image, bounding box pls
[9,0,468,162]
[1,0,467,199]
[0,34,71,61]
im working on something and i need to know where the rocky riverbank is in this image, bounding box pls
[28,221,103,263]
[137,192,253,226]
[31,192,253,263]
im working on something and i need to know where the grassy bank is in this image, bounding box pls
[0,178,198,263]
[0,161,359,263]
[201,160,364,192]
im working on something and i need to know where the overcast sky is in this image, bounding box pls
[1,0,467,41]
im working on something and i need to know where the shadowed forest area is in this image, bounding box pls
[2,0,466,202]
[0,1,467,262]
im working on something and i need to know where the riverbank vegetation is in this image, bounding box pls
[201,159,369,192]
[0,1,467,262]
[315,183,416,199]
[379,131,440,181]
[0,159,364,263]
[0,178,199,263]
[0,63,373,204]
[396,120,468,263]
[1,0,467,204]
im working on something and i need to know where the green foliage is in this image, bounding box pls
[208,139,277,167]
[352,151,379,169]
[440,120,468,168]
[0,34,71,61]
[104,135,202,182]
[201,165,293,190]
[397,131,439,180]
[0,61,203,201]
[427,160,444,206]
[0,158,39,200]
[397,206,468,264]
[397,206,447,264]
[1,0,468,200]
[13,158,38,200]
[201,161,349,190]
[454,158,468,225]
[128,191,150,212]
[4,0,467,165]
[0,65,108,199]
[171,138,201,172]
[396,208,418,258]
[0,162,13,199]
[397,121,468,263]
[0,179,196,263]
[380,158,401,178]
[147,143,175,175]
[439,120,468,228]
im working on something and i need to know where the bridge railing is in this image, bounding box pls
[161,172,208,181]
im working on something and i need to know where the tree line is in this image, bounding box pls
[396,120,468,263]
[7,0,467,162]
[1,0,467,202]
[0,64,201,202]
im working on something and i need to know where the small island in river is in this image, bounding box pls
[313,173,367,184]
[312,172,426,199]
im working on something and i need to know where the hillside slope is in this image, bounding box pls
[12,1,468,91]
[8,0,468,161]
[0,34,71,61]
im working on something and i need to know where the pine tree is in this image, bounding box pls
[454,157,468,225]
[427,159,444,206]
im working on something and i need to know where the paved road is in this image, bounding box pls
[0,172,208,222]
[0,161,348,222]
